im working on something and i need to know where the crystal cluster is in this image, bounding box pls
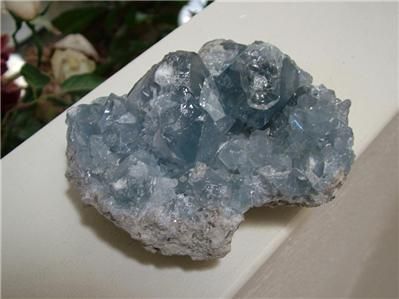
[66,39,354,260]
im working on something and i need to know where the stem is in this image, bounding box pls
[40,2,52,16]
[1,110,14,148]
[32,87,38,100]
[9,12,23,49]
[26,22,43,67]
[12,32,19,50]
[43,91,67,99]
[1,101,38,127]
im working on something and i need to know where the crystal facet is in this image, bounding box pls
[66,40,355,260]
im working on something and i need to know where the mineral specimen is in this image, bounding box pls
[66,39,354,260]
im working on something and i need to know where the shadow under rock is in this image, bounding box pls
[66,186,219,271]
[67,185,304,270]
[243,205,303,227]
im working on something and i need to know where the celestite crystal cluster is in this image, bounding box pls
[66,40,354,260]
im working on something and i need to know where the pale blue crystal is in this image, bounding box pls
[66,39,354,260]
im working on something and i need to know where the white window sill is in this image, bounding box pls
[2,2,398,298]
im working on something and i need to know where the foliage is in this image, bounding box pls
[1,1,185,157]
[20,63,50,89]
[53,6,107,34]
[61,73,103,93]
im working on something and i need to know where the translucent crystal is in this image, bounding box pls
[66,39,354,260]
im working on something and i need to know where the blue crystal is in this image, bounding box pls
[66,40,354,260]
[210,41,313,129]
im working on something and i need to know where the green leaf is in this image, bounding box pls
[47,96,69,107]
[20,63,50,89]
[52,7,106,34]
[135,12,151,24]
[61,74,103,93]
[31,16,61,35]
[124,9,137,27]
[104,9,118,34]
[39,2,52,16]
[7,108,42,142]
[16,117,42,140]
[21,87,34,103]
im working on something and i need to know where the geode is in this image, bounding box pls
[66,39,354,260]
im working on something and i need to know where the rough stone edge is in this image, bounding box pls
[66,147,243,261]
[66,144,349,260]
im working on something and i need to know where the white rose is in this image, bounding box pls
[5,1,42,21]
[54,34,99,61]
[51,49,96,83]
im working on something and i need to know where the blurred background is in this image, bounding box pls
[1,1,209,157]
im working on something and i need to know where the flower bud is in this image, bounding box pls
[54,34,99,61]
[5,1,42,21]
[51,49,96,83]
